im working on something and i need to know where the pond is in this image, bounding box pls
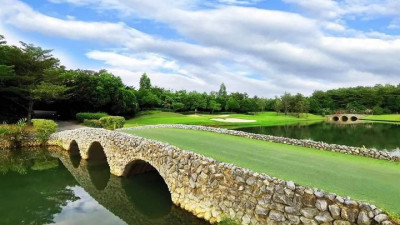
[0,148,209,225]
[236,122,400,152]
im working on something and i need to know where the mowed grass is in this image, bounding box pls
[123,128,400,217]
[363,114,400,122]
[125,111,324,129]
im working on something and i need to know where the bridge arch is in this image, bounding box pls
[87,141,107,161]
[342,115,349,122]
[351,116,358,121]
[86,141,110,190]
[122,159,173,217]
[333,116,340,121]
[68,140,81,168]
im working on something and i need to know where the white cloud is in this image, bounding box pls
[1,0,400,97]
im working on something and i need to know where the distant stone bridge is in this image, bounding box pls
[327,114,364,123]
[48,128,395,225]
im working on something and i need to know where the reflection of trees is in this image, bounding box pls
[239,122,400,151]
[0,149,79,225]
[0,148,59,175]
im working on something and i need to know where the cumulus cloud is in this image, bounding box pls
[1,0,400,97]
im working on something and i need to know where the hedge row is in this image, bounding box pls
[76,112,109,123]
[83,116,125,130]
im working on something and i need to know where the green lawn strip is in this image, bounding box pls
[124,111,324,129]
[363,114,400,123]
[122,128,400,218]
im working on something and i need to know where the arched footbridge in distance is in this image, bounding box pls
[326,114,365,123]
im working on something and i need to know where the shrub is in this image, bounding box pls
[99,116,125,130]
[83,119,102,128]
[32,119,58,144]
[76,112,109,123]
[373,106,384,115]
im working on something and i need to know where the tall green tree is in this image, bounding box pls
[226,97,240,112]
[281,92,292,115]
[208,100,221,114]
[0,39,68,123]
[139,73,151,90]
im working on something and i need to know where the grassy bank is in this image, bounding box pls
[125,111,324,129]
[122,128,400,218]
[363,114,400,123]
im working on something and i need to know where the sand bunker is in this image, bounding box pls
[211,118,256,123]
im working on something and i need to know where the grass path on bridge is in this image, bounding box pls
[122,128,400,218]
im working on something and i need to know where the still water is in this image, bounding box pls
[0,148,209,225]
[237,122,400,152]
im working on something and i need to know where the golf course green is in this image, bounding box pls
[122,127,400,218]
[124,111,324,128]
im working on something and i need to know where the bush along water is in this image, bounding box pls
[83,119,103,128]
[32,119,58,145]
[76,112,109,123]
[0,118,29,148]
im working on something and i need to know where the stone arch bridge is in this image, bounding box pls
[48,128,394,225]
[327,114,364,123]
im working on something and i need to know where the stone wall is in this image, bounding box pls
[48,128,397,225]
[120,124,399,161]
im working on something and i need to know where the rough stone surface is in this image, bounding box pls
[45,127,398,225]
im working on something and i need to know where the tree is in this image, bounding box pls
[218,83,227,98]
[0,41,68,123]
[255,97,266,112]
[274,98,282,114]
[240,98,257,113]
[139,73,151,90]
[172,102,185,111]
[226,97,240,112]
[208,100,221,114]
[138,89,160,108]
[281,92,292,115]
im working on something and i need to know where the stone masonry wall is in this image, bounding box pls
[120,124,399,161]
[48,128,397,225]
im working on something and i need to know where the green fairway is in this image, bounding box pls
[123,128,400,218]
[125,111,324,128]
[363,114,400,122]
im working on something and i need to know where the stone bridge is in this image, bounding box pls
[327,114,364,123]
[48,128,395,225]
[50,150,207,225]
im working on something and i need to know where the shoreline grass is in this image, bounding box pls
[122,127,400,218]
[362,114,400,123]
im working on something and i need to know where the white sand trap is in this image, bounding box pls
[211,118,256,123]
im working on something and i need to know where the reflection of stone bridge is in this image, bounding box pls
[48,128,395,225]
[327,114,364,123]
[51,151,207,225]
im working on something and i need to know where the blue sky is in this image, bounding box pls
[1,0,400,97]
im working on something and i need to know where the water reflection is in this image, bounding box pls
[122,160,172,217]
[0,149,209,225]
[86,159,110,191]
[237,122,400,151]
